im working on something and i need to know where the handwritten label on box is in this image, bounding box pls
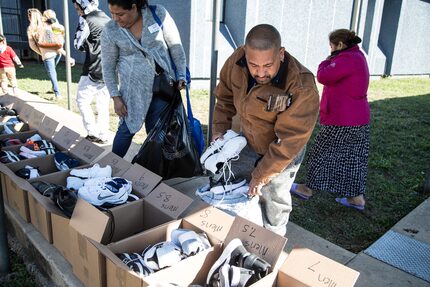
[224,216,287,267]
[185,206,234,241]
[122,164,161,197]
[52,126,80,150]
[145,183,193,218]
[97,153,131,177]
[70,139,104,163]
[280,248,360,287]
[39,116,59,139]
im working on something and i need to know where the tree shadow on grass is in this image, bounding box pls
[290,93,430,253]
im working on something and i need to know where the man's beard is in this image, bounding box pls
[254,75,272,85]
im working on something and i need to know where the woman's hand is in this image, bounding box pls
[112,96,127,118]
[177,80,186,90]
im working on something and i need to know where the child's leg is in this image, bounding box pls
[0,68,8,94]
[5,67,17,95]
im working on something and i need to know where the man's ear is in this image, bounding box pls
[280,47,285,62]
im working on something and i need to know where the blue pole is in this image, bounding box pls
[0,176,10,275]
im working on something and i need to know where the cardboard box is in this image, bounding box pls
[69,183,193,287]
[0,132,101,226]
[99,216,287,287]
[277,248,360,287]
[4,173,31,221]
[98,218,222,287]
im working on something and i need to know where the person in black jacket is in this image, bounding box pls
[72,0,111,144]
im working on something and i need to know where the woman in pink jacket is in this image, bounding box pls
[291,29,370,211]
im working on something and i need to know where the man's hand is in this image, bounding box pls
[112,96,127,118]
[248,177,264,197]
[211,132,223,142]
[18,64,24,68]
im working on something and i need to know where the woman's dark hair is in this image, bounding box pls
[107,0,149,10]
[329,29,362,47]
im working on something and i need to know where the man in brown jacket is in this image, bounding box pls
[212,24,319,235]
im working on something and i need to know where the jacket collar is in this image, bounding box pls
[236,52,289,90]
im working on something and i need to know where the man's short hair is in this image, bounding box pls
[245,24,281,51]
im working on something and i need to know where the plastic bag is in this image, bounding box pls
[132,93,202,179]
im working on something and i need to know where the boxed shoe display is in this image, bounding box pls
[95,218,222,287]
[99,216,287,287]
[69,183,194,287]
[0,126,103,237]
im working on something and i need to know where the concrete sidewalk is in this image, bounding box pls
[2,91,430,286]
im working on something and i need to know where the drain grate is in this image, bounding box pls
[364,230,430,282]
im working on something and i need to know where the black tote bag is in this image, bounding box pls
[132,92,202,179]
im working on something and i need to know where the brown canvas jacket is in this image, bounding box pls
[213,46,319,184]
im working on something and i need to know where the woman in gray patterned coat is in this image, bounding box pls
[101,0,186,157]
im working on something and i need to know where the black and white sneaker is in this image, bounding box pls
[54,152,81,171]
[206,238,271,287]
[0,150,21,163]
[15,165,41,179]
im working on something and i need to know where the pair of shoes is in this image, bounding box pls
[0,150,21,163]
[206,238,271,286]
[85,135,107,144]
[210,178,247,195]
[335,197,365,211]
[200,130,240,164]
[143,241,184,271]
[15,165,40,179]
[0,107,16,117]
[204,136,247,175]
[117,252,154,277]
[290,183,310,200]
[54,152,81,171]
[171,229,211,256]
[77,177,132,206]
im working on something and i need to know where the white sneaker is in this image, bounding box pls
[204,136,247,175]
[200,129,239,165]
[66,176,87,190]
[210,178,247,194]
[70,164,112,179]
[77,177,131,206]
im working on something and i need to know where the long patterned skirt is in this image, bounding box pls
[306,124,370,197]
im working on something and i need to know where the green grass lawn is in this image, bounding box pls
[13,61,430,253]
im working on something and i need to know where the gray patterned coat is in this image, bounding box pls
[101,5,186,134]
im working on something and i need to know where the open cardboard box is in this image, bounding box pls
[96,216,287,287]
[275,247,360,287]
[69,182,194,287]
[0,126,103,232]
[95,218,222,287]
[22,151,129,259]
